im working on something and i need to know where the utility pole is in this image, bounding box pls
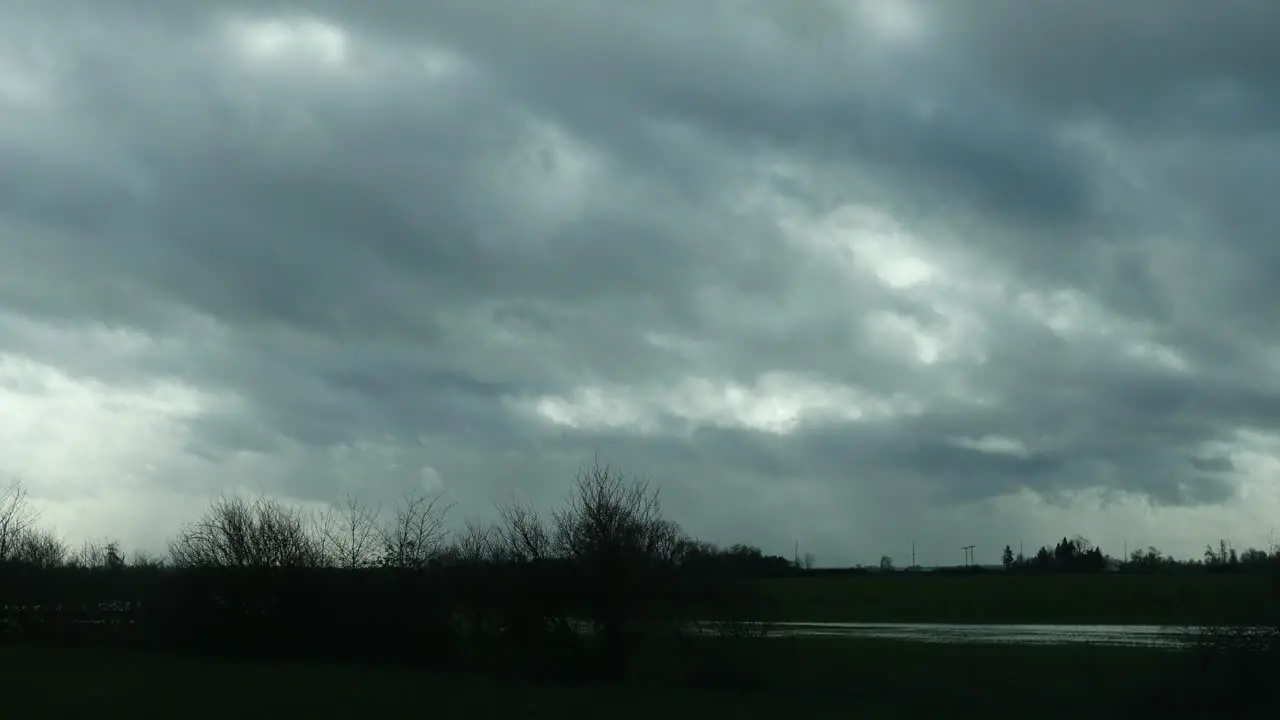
[962,545,975,567]
[912,541,916,568]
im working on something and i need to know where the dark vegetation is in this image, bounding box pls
[0,638,1202,719]
[0,464,785,687]
[2,470,1278,716]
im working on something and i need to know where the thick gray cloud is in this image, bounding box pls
[1,0,1278,564]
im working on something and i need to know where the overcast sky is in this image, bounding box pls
[2,1,1278,566]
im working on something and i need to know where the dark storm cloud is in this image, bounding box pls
[927,0,1280,134]
[1,0,1278,561]
[1189,456,1235,474]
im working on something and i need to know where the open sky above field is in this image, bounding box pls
[2,1,1279,564]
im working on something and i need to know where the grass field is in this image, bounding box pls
[0,638,1198,719]
[756,572,1279,625]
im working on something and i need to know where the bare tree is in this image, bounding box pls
[550,459,682,568]
[315,494,383,569]
[10,527,67,568]
[495,501,551,563]
[381,490,453,569]
[130,549,166,569]
[451,518,500,564]
[69,537,124,569]
[543,460,694,680]
[0,479,40,562]
[169,495,323,568]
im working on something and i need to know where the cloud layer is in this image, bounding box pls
[2,0,1278,564]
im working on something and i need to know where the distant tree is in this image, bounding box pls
[802,552,816,571]
[1128,546,1167,571]
[1239,547,1270,566]
[1036,536,1107,572]
[0,479,39,562]
[448,518,500,564]
[315,493,383,569]
[168,495,323,568]
[550,460,683,568]
[494,500,551,563]
[106,540,125,570]
[10,527,67,568]
[1001,545,1015,569]
[1204,539,1234,568]
[879,555,894,571]
[547,460,699,679]
[70,537,124,569]
[130,550,165,569]
[381,490,454,569]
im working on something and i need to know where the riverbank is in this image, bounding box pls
[0,637,1202,718]
[757,572,1278,625]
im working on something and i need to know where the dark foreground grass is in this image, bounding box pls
[0,638,1196,719]
[758,572,1279,625]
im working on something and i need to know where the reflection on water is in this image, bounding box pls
[2,604,1259,650]
[759,622,1200,648]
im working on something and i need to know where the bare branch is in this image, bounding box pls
[381,490,454,568]
[451,519,500,564]
[0,478,40,562]
[69,537,124,569]
[169,495,323,568]
[551,459,678,567]
[495,501,550,563]
[317,494,383,569]
[10,527,67,568]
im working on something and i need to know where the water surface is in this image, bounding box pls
[759,622,1199,648]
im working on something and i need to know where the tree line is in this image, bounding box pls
[994,535,1280,574]
[0,463,789,685]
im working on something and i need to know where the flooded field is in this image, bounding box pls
[4,603,1264,651]
[761,622,1200,648]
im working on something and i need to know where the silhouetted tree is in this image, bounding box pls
[0,479,39,561]
[1021,536,1106,573]
[1002,545,1015,569]
[315,494,383,569]
[168,495,323,568]
[879,555,894,571]
[380,490,453,569]
[448,518,500,565]
[70,537,125,569]
[550,461,682,567]
[495,500,551,563]
[548,460,690,678]
[130,550,165,569]
[10,527,67,568]
[1239,547,1272,566]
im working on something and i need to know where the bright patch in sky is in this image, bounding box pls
[0,353,217,500]
[951,434,1033,458]
[225,15,351,69]
[529,373,923,436]
[856,0,930,45]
